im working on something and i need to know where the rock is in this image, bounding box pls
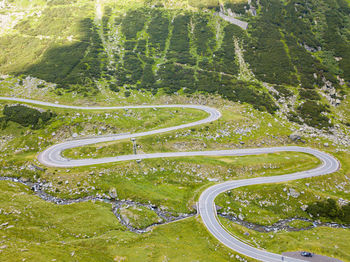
[301,205,308,211]
[109,188,117,199]
[324,143,329,147]
[289,134,301,141]
[289,188,300,198]
[72,133,78,138]
[215,205,222,211]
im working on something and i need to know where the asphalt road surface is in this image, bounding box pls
[0,97,340,262]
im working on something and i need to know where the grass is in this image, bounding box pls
[213,151,350,260]
[219,217,350,261]
[0,91,348,260]
[0,180,254,262]
[286,220,313,229]
[215,163,350,226]
[35,152,321,215]
[0,0,349,260]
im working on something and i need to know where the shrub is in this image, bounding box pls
[2,105,56,128]
[147,10,169,55]
[167,14,195,65]
[307,198,350,223]
[109,83,120,92]
[299,89,321,101]
[121,9,147,40]
[297,101,332,128]
[274,85,293,98]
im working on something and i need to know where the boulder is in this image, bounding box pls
[289,134,301,141]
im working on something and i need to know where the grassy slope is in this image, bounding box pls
[0,181,254,262]
[119,205,164,229]
[0,0,349,260]
[0,88,348,260]
[214,151,350,260]
[220,217,350,261]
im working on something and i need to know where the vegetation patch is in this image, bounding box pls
[0,105,55,129]
[118,205,164,229]
[307,198,350,224]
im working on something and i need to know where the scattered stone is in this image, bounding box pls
[109,188,117,199]
[289,134,301,141]
[289,188,300,198]
[300,205,308,211]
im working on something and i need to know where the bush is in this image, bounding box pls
[147,10,169,55]
[167,14,195,65]
[297,101,332,128]
[307,198,350,223]
[109,83,120,92]
[274,85,293,98]
[2,105,56,128]
[121,9,147,40]
[299,89,321,101]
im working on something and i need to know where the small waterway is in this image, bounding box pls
[0,176,194,233]
[2,176,348,234]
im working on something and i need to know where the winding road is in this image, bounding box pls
[0,96,340,262]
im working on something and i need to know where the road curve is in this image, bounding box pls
[0,97,340,262]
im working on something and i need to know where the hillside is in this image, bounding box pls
[0,0,350,261]
[1,0,350,129]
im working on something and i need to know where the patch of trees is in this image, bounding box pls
[244,0,347,91]
[155,65,277,113]
[22,18,105,96]
[147,10,170,55]
[244,1,296,85]
[167,14,195,65]
[139,63,156,91]
[297,101,332,128]
[0,105,56,129]
[324,8,350,83]
[212,24,242,75]
[121,9,147,40]
[102,6,112,36]
[225,2,248,15]
[274,85,293,98]
[193,14,215,57]
[63,19,106,89]
[220,80,278,113]
[299,89,321,101]
[157,62,196,93]
[307,198,350,224]
[122,51,143,84]
[136,40,147,55]
[284,34,321,90]
[125,41,137,51]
